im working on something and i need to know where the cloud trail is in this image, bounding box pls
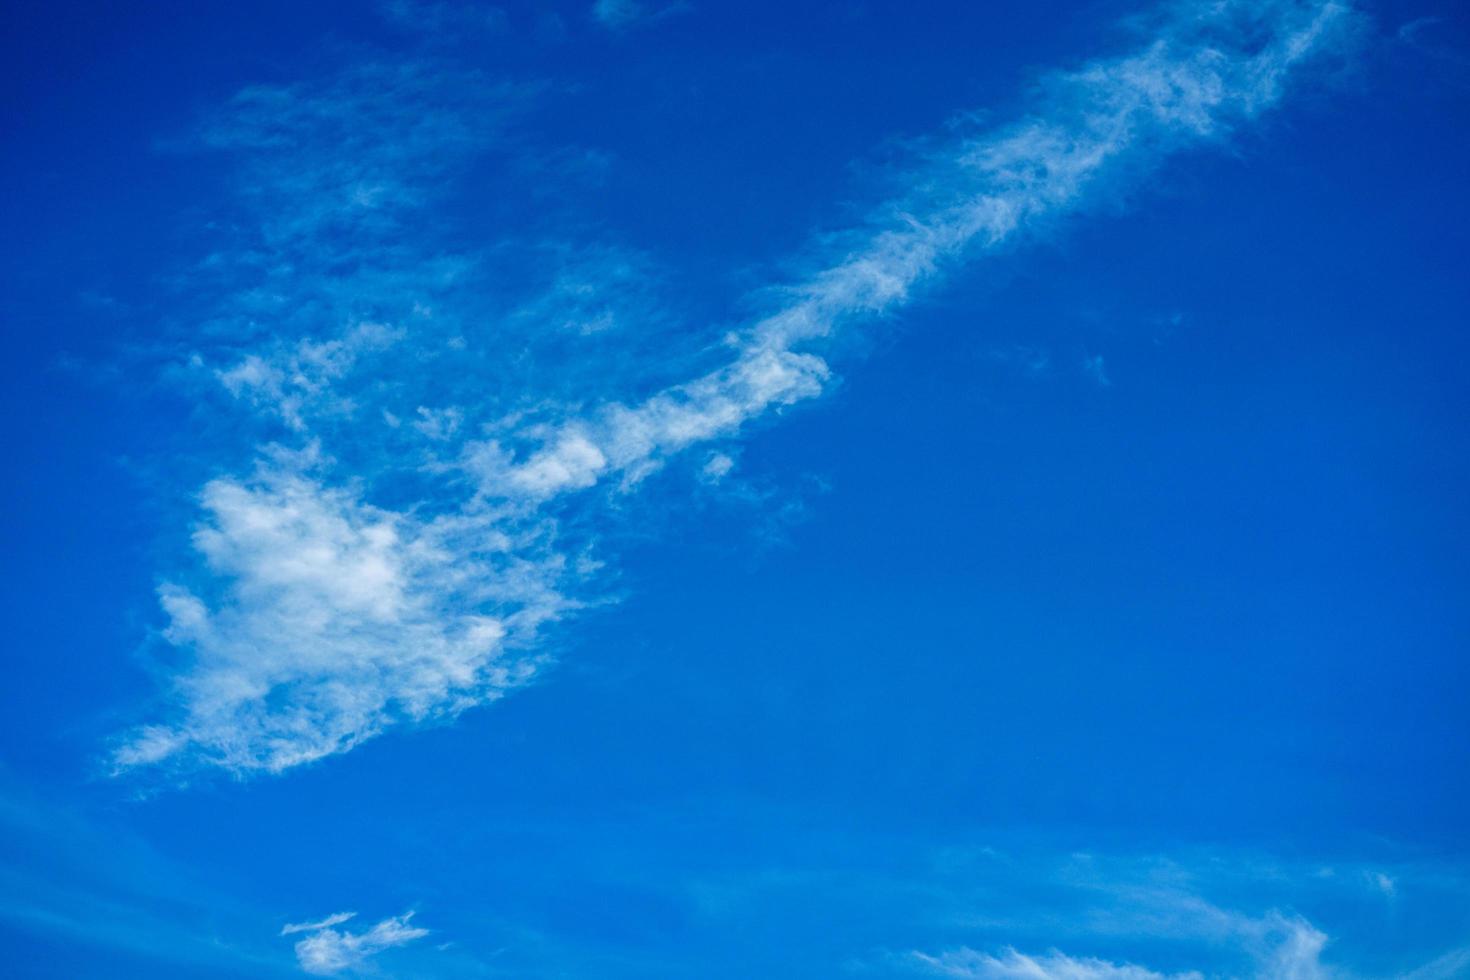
[113,0,1358,777]
[466,0,1354,503]
[911,912,1330,980]
[914,948,1194,979]
[905,849,1344,980]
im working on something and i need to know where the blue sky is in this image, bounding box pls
[3,0,1470,976]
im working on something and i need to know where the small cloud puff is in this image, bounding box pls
[284,911,429,975]
[1368,870,1396,898]
[701,452,735,483]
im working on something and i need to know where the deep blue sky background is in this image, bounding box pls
[2,1,1469,977]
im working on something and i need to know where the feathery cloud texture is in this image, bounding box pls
[906,851,1349,980]
[114,0,1359,776]
[915,948,1192,979]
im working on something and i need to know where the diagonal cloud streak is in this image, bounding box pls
[464,0,1354,502]
[113,0,1358,777]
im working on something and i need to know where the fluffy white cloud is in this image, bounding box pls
[282,911,428,975]
[113,452,564,774]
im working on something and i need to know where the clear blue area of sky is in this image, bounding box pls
[2,1,1468,977]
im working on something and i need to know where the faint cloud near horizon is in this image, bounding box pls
[591,0,690,31]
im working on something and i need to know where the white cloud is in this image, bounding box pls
[701,452,735,483]
[910,914,1329,980]
[218,322,403,431]
[113,452,566,774]
[284,911,428,975]
[462,0,1356,503]
[411,405,463,441]
[914,947,1194,979]
[281,911,356,936]
[119,0,1360,777]
[178,59,525,401]
[511,242,667,337]
[1257,915,1330,980]
[907,854,1340,980]
[1403,946,1470,980]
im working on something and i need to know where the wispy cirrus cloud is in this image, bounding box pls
[896,845,1457,980]
[591,0,688,32]
[911,909,1328,980]
[281,912,357,936]
[113,0,1360,778]
[0,781,292,975]
[915,947,1195,979]
[464,0,1357,505]
[591,0,642,30]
